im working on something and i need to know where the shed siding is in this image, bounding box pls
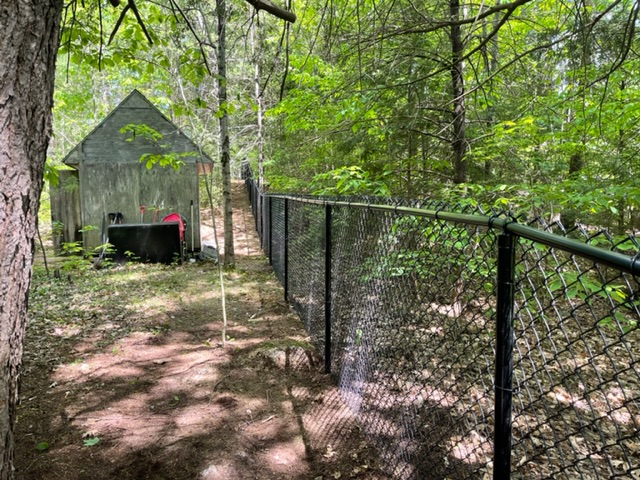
[79,163,201,250]
[50,170,82,252]
[79,163,142,249]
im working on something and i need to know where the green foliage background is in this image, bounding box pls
[49,0,640,233]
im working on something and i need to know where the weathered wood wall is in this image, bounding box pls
[50,170,82,252]
[79,163,200,250]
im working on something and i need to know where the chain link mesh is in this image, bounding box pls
[511,223,640,479]
[328,206,499,479]
[287,201,326,346]
[244,178,640,479]
[269,196,286,285]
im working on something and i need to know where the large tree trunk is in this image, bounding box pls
[0,0,63,477]
[217,0,235,267]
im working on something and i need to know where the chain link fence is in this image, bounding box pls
[244,175,640,480]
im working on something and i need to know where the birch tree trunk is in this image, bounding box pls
[251,14,265,190]
[217,0,235,267]
[0,0,63,476]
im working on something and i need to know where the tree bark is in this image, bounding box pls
[243,0,296,23]
[481,1,500,179]
[217,0,235,267]
[450,0,467,184]
[564,0,592,181]
[0,0,63,477]
[251,14,265,190]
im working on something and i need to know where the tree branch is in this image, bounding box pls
[244,0,296,23]
[128,0,154,44]
[365,0,534,43]
[108,3,128,44]
[108,0,153,45]
[168,0,212,75]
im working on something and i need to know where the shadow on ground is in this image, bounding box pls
[16,181,385,480]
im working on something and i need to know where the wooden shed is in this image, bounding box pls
[51,89,212,253]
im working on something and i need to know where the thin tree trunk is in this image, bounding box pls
[251,12,265,190]
[217,0,235,267]
[0,0,63,477]
[566,0,592,179]
[406,58,415,197]
[450,0,467,184]
[481,1,500,179]
[250,11,265,243]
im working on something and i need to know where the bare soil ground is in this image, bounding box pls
[16,181,384,480]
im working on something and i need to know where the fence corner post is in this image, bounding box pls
[284,198,289,303]
[324,204,332,374]
[494,231,516,480]
[268,196,273,265]
[259,193,263,247]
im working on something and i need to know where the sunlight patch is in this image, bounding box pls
[449,430,493,465]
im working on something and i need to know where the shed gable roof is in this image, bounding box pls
[62,89,213,166]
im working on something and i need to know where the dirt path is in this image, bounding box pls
[16,181,383,480]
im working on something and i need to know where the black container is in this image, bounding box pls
[108,222,181,264]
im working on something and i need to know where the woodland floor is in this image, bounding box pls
[15,181,385,480]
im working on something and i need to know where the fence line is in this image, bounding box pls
[244,173,640,480]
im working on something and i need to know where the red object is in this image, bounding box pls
[162,213,185,241]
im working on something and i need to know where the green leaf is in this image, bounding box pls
[548,279,563,292]
[83,437,100,447]
[36,441,49,451]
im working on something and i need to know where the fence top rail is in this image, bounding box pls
[266,193,640,276]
